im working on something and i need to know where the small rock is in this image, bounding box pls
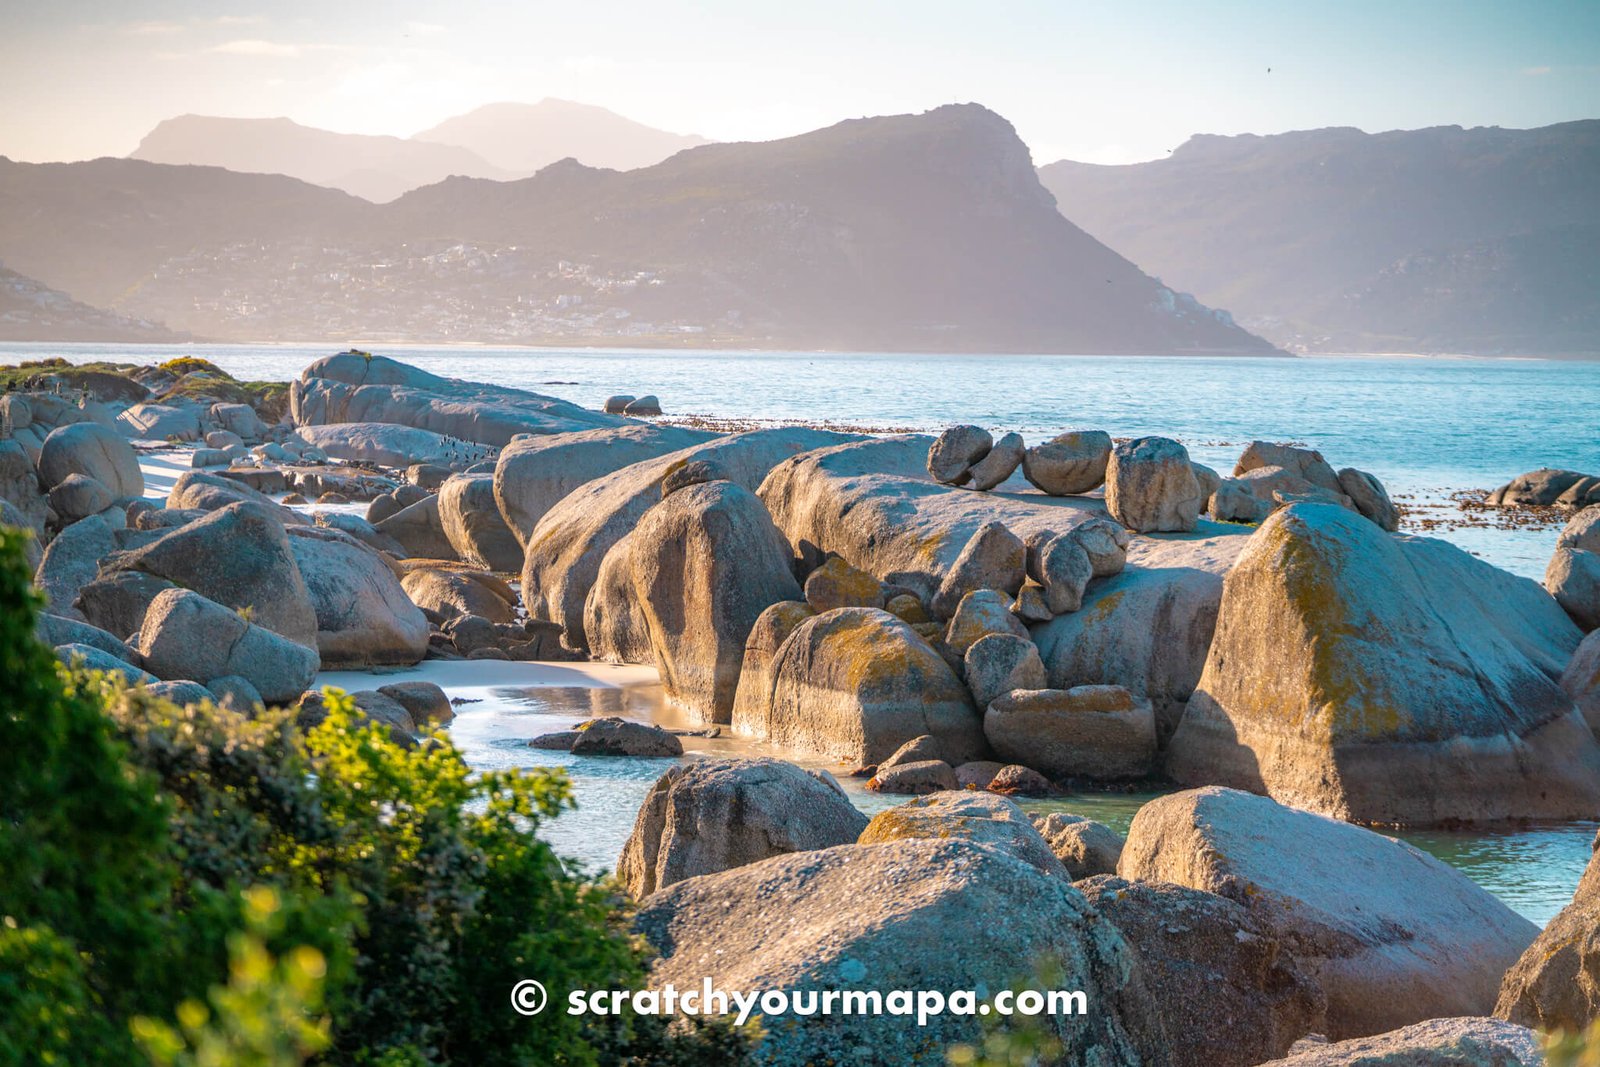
[932,521,1025,619]
[804,557,884,612]
[944,588,1029,656]
[1107,436,1201,533]
[987,764,1054,796]
[1021,430,1112,495]
[868,759,957,795]
[884,593,929,624]
[604,395,636,414]
[954,760,1006,790]
[878,734,948,771]
[1030,812,1124,878]
[963,632,1047,709]
[570,717,684,757]
[624,395,663,416]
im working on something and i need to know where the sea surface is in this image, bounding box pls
[21,341,1600,925]
[18,340,1600,578]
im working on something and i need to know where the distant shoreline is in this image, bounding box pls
[5,337,1600,362]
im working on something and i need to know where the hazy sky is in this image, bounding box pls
[2,0,1597,166]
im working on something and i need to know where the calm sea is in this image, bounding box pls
[18,341,1600,578]
[21,341,1600,924]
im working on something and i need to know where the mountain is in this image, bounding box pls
[130,115,511,202]
[0,106,1273,353]
[0,265,190,342]
[414,98,709,174]
[1038,122,1600,354]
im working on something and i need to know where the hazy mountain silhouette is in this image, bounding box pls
[131,115,511,202]
[0,265,189,342]
[0,105,1272,353]
[414,98,709,174]
[1039,121,1600,354]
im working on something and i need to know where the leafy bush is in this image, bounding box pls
[0,525,750,1066]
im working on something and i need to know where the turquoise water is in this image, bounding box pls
[17,341,1600,578]
[352,668,1594,929]
[27,341,1600,924]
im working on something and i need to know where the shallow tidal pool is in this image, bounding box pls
[317,661,1594,929]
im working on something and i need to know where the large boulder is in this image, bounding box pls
[1078,875,1323,1067]
[166,470,292,518]
[1167,503,1600,826]
[858,791,1066,879]
[101,502,319,649]
[37,422,143,497]
[140,588,320,703]
[1488,467,1600,508]
[522,428,851,650]
[1106,436,1201,533]
[374,494,459,561]
[75,570,174,639]
[290,352,624,447]
[1548,545,1600,631]
[1562,628,1600,735]
[56,643,158,686]
[493,423,714,547]
[47,473,112,524]
[1235,441,1341,493]
[1336,468,1400,532]
[759,435,1098,608]
[1494,832,1600,1031]
[35,514,116,618]
[925,424,992,484]
[1022,430,1112,495]
[617,757,868,898]
[583,530,655,665]
[436,473,523,571]
[116,402,202,441]
[1120,787,1539,1039]
[603,480,801,723]
[984,685,1157,780]
[1030,812,1123,878]
[294,422,495,469]
[285,527,429,667]
[729,600,815,729]
[1256,1018,1542,1067]
[1032,528,1249,742]
[731,606,984,766]
[634,839,1166,1067]
[36,612,137,665]
[0,440,47,535]
[400,565,515,624]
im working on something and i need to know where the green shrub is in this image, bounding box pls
[0,524,751,1066]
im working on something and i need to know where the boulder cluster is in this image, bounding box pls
[8,352,1600,1066]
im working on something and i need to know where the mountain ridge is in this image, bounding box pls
[1039,120,1600,353]
[128,99,710,202]
[0,104,1273,354]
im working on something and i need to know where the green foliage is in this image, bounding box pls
[0,526,176,1063]
[158,357,231,378]
[1546,1022,1600,1067]
[132,887,331,1067]
[0,523,751,1067]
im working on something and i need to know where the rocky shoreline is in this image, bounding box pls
[6,348,1600,1065]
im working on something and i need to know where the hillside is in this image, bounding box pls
[0,106,1273,353]
[0,266,190,342]
[1038,121,1600,354]
[131,115,510,202]
[414,98,710,174]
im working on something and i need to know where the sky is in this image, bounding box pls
[1,0,1597,166]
